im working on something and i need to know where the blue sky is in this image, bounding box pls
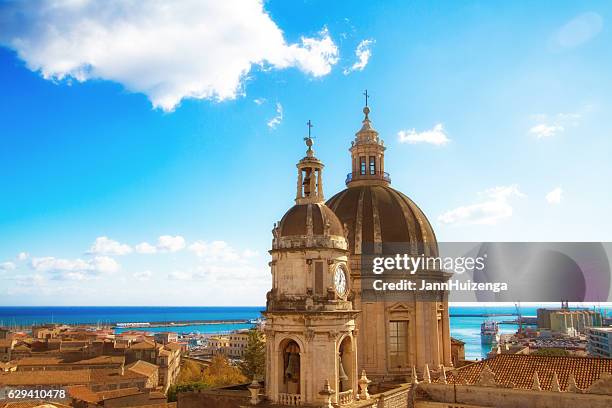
[1,0,611,305]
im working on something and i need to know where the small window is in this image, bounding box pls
[314,261,324,294]
[360,157,366,175]
[389,321,408,368]
[369,156,376,175]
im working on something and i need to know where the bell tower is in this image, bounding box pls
[264,126,360,406]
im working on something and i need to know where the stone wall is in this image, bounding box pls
[178,389,250,408]
[419,382,612,408]
[349,383,412,408]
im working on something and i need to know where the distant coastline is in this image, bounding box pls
[1,304,608,360]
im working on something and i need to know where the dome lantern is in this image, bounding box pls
[296,120,325,205]
[346,91,390,187]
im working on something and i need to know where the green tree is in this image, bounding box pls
[532,348,570,357]
[202,355,247,387]
[167,382,208,402]
[238,329,266,380]
[168,356,246,401]
[177,359,207,383]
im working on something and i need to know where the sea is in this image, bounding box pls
[0,305,608,360]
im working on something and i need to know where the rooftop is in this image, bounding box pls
[446,354,612,391]
[15,355,125,366]
[127,360,159,378]
[0,369,91,386]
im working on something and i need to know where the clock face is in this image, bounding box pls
[334,265,347,297]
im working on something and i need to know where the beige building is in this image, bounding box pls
[587,327,612,358]
[126,339,181,392]
[206,336,230,356]
[537,308,602,334]
[227,331,250,358]
[206,330,252,358]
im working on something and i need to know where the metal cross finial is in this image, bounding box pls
[306,120,313,137]
[363,89,369,107]
[304,120,315,150]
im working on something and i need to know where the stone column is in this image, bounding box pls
[309,169,316,199]
[297,170,303,200]
[429,306,440,367]
[442,303,452,366]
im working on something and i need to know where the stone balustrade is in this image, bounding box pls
[338,389,354,405]
[278,392,302,406]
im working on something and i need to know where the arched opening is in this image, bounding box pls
[279,339,301,397]
[338,336,354,393]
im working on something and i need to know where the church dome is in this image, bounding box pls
[278,203,344,238]
[271,130,348,251]
[326,175,438,256]
[326,99,438,256]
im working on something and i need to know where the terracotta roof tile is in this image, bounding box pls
[128,403,176,408]
[0,339,14,348]
[95,387,142,400]
[1,401,72,408]
[0,369,91,386]
[164,343,182,351]
[66,385,101,403]
[131,340,156,350]
[446,354,612,391]
[127,360,159,378]
[89,368,147,383]
[15,355,124,367]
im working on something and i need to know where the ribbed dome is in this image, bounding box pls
[278,203,344,238]
[326,185,438,256]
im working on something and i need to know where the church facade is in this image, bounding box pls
[263,101,451,405]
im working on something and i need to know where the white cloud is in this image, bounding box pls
[0,0,339,111]
[157,235,186,252]
[253,98,266,105]
[343,39,374,74]
[88,236,132,255]
[438,184,525,226]
[529,109,587,139]
[133,270,152,281]
[168,270,194,281]
[188,240,244,261]
[30,255,120,276]
[529,123,564,139]
[242,249,259,258]
[398,123,451,146]
[134,235,186,253]
[14,273,46,287]
[555,12,603,48]
[135,242,157,254]
[17,252,29,261]
[546,187,563,205]
[267,102,283,129]
[0,261,16,272]
[167,263,266,283]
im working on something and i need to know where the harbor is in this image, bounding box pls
[113,318,254,329]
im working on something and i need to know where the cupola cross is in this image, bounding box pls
[363,89,370,107]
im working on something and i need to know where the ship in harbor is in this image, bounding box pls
[480,320,500,344]
[115,322,151,328]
